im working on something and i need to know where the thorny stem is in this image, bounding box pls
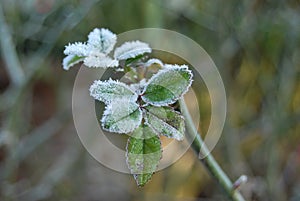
[179,98,246,201]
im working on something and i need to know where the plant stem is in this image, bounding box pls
[179,98,246,201]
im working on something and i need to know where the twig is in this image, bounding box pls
[179,98,246,201]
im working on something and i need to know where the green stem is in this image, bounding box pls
[179,98,246,201]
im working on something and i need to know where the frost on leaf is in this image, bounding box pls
[126,124,162,186]
[101,100,142,134]
[64,42,89,57]
[114,41,151,60]
[62,28,119,69]
[87,28,117,54]
[89,79,138,104]
[143,105,185,141]
[142,65,193,106]
[62,55,84,70]
[84,53,119,68]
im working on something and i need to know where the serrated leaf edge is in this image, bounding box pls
[89,78,138,105]
[100,101,142,134]
[125,130,162,186]
[62,55,85,70]
[143,107,185,141]
[141,65,193,106]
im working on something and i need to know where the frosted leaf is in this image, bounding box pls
[126,124,162,186]
[64,42,89,56]
[87,28,117,54]
[114,41,151,60]
[164,64,189,70]
[89,79,138,104]
[145,59,163,67]
[62,29,119,69]
[101,100,142,134]
[62,55,84,70]
[84,54,119,68]
[142,65,193,106]
[143,105,185,141]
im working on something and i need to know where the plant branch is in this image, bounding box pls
[179,98,246,201]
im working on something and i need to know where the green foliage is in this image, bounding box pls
[143,105,185,141]
[101,100,142,134]
[90,79,137,104]
[126,124,162,186]
[142,65,193,106]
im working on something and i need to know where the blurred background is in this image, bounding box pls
[0,0,300,200]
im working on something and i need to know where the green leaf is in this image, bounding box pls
[126,124,162,186]
[101,100,142,134]
[89,79,138,104]
[62,55,85,70]
[142,65,193,106]
[143,105,185,141]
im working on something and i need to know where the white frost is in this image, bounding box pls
[145,59,163,67]
[62,28,119,69]
[114,41,151,60]
[164,64,189,70]
[64,42,89,56]
[62,55,84,70]
[101,100,142,134]
[84,54,119,68]
[89,79,138,104]
[87,28,117,54]
[63,28,154,69]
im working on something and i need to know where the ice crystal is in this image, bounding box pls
[64,42,89,56]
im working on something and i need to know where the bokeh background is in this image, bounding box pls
[0,0,300,200]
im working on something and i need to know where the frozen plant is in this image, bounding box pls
[63,28,246,201]
[63,28,193,186]
[62,28,151,70]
